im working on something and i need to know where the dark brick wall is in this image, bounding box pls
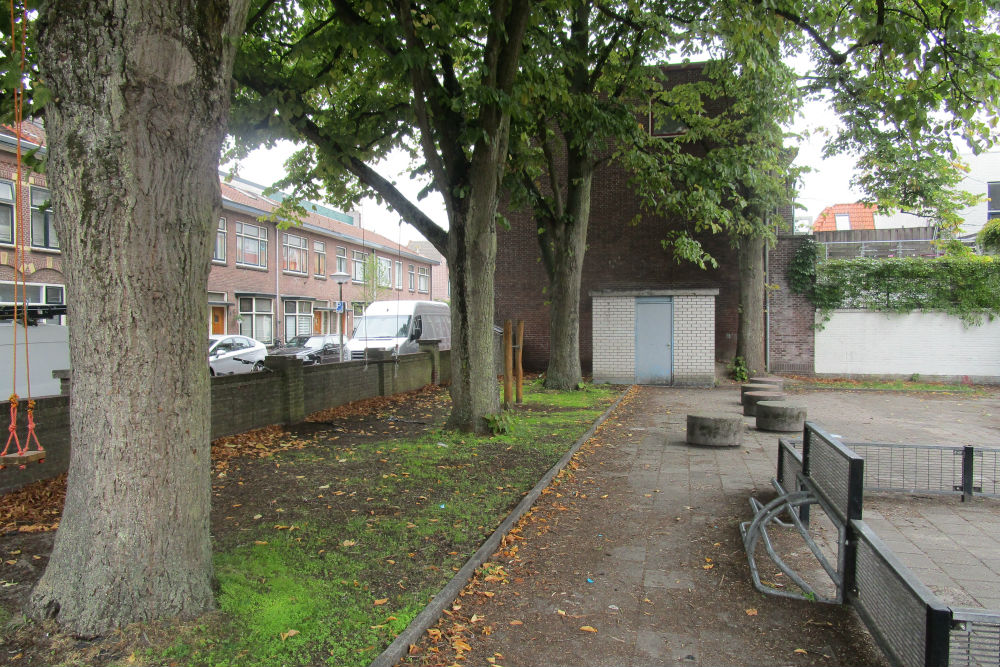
[1,351,445,494]
[495,154,741,374]
[767,234,815,374]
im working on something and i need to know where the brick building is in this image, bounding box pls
[494,63,749,385]
[212,177,439,344]
[0,122,440,346]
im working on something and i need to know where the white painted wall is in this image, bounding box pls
[814,310,1000,380]
[956,151,1000,237]
[0,323,69,398]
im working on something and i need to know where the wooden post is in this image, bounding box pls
[515,320,524,404]
[503,319,513,408]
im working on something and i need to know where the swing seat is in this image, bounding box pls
[0,449,44,465]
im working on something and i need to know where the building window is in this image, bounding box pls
[988,182,1000,220]
[336,246,347,273]
[395,261,403,289]
[352,250,367,282]
[283,233,308,274]
[0,181,13,245]
[408,264,415,291]
[30,186,58,250]
[834,213,851,231]
[314,240,326,276]
[284,300,313,338]
[377,256,392,287]
[417,266,429,293]
[213,218,227,262]
[239,296,273,343]
[648,99,687,137]
[236,222,268,268]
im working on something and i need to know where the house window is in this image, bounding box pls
[236,222,268,268]
[213,218,227,262]
[239,296,273,343]
[283,233,308,274]
[834,213,851,231]
[395,261,403,289]
[352,250,367,282]
[648,99,687,137]
[408,264,415,291]
[284,300,313,338]
[30,186,58,250]
[988,182,1000,220]
[313,240,326,277]
[417,266,429,293]
[336,246,347,273]
[0,181,13,245]
[377,256,391,287]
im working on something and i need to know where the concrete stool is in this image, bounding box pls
[749,375,784,391]
[742,391,785,416]
[686,413,743,447]
[755,401,807,432]
[740,383,773,405]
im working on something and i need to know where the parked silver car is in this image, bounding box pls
[208,334,267,376]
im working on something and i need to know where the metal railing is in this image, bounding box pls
[752,425,1000,667]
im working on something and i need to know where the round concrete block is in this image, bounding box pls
[749,375,785,391]
[740,383,773,405]
[686,413,744,447]
[755,401,807,432]
[742,391,785,416]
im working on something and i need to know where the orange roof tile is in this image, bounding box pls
[812,203,877,232]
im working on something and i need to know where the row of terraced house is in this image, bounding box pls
[0,121,442,346]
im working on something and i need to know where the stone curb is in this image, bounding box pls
[369,386,632,667]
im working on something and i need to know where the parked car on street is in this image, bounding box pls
[208,334,267,376]
[345,300,450,360]
[268,334,342,365]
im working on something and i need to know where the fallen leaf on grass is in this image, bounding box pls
[509,620,523,626]
[470,614,484,624]
[342,539,357,547]
[374,598,389,606]
[280,629,300,641]
[745,608,758,616]
[702,564,714,570]
[253,540,268,546]
[580,626,598,633]
[794,648,808,654]
[556,609,566,616]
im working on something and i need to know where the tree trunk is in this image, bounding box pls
[28,1,249,636]
[736,234,766,376]
[543,159,592,390]
[445,135,506,433]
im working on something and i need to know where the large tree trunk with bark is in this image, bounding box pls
[542,159,592,390]
[736,234,766,375]
[28,1,249,636]
[445,126,508,433]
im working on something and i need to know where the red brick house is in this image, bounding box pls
[0,122,440,346]
[212,177,439,344]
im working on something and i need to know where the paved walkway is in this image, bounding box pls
[452,384,1000,666]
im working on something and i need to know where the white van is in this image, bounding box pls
[345,300,450,360]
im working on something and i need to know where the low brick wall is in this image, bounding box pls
[1,348,450,494]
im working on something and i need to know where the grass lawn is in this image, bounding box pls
[148,381,619,667]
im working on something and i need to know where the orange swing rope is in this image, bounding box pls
[0,1,44,469]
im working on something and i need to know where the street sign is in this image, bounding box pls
[334,301,345,313]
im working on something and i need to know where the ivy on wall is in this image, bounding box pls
[788,239,1000,327]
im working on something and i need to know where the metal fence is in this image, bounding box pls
[764,425,1000,667]
[788,440,1000,501]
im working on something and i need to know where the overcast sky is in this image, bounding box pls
[226,97,863,243]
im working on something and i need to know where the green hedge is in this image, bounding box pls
[789,240,1000,326]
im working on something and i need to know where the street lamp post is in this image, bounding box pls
[331,271,351,362]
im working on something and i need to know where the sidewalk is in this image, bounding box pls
[410,384,1000,667]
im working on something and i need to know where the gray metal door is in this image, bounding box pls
[635,297,673,385]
